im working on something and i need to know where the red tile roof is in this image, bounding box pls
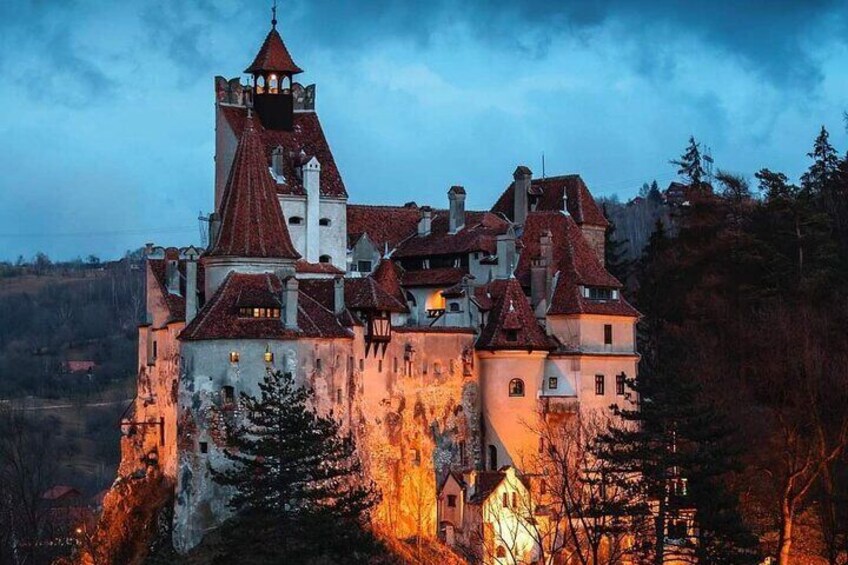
[467,471,506,504]
[295,260,343,275]
[372,258,407,307]
[220,106,347,198]
[393,210,510,258]
[346,204,421,250]
[476,277,554,351]
[244,27,303,75]
[180,273,351,341]
[401,267,467,287]
[345,277,408,313]
[516,212,639,317]
[208,113,300,260]
[491,174,608,227]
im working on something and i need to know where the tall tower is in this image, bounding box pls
[244,8,303,131]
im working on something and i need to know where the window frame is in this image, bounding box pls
[508,378,525,397]
[616,373,626,395]
[594,374,605,395]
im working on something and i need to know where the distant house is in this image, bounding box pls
[64,360,96,374]
[42,485,82,503]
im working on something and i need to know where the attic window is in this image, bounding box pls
[239,307,281,319]
[585,287,613,300]
[229,351,240,363]
[319,218,331,226]
[449,302,460,312]
[289,216,303,225]
[447,494,457,508]
[319,255,332,264]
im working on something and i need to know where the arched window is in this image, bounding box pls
[222,385,235,405]
[268,74,279,94]
[449,302,460,312]
[509,378,525,397]
[288,216,303,225]
[405,291,417,307]
[319,218,331,226]
[319,255,331,264]
[255,75,265,94]
[488,444,498,471]
[496,546,507,558]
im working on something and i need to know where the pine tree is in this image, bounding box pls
[671,136,706,189]
[800,126,840,195]
[602,202,631,286]
[212,370,380,563]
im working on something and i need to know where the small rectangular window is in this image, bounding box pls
[336,388,342,404]
[316,358,322,371]
[378,359,383,373]
[548,377,558,389]
[502,492,508,508]
[604,324,613,345]
[229,351,239,363]
[359,359,364,371]
[199,441,208,454]
[511,492,518,508]
[394,357,399,373]
[357,260,372,273]
[616,373,626,395]
[447,494,457,508]
[595,374,605,395]
[152,341,158,359]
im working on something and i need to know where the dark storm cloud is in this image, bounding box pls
[283,0,847,86]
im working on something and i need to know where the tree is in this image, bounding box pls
[212,370,380,563]
[602,203,631,287]
[801,126,840,195]
[671,136,706,188]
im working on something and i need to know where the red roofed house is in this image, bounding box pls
[117,9,640,558]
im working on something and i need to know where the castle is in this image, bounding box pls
[124,14,639,560]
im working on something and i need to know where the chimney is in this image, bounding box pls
[303,156,321,263]
[448,186,466,234]
[530,230,553,317]
[334,276,345,315]
[513,166,532,225]
[495,227,516,279]
[184,248,199,324]
[165,259,180,295]
[563,187,569,215]
[271,146,285,182]
[209,212,221,248]
[418,206,433,236]
[283,276,299,330]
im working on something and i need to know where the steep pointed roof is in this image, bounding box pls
[476,277,553,351]
[207,113,300,259]
[372,258,407,307]
[245,26,303,75]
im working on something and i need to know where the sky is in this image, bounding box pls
[0,0,846,261]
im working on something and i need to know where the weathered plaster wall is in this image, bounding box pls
[352,329,479,539]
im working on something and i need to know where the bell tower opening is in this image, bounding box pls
[245,5,303,131]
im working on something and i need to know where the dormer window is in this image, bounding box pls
[238,307,281,319]
[319,255,331,264]
[584,287,614,301]
[289,216,303,225]
[319,218,331,227]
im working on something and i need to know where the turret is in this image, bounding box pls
[245,8,303,131]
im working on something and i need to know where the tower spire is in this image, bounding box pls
[271,0,277,29]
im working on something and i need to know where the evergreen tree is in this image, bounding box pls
[647,180,663,205]
[212,370,380,563]
[800,126,840,195]
[602,202,631,286]
[671,136,706,189]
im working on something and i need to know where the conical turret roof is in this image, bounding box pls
[207,112,300,259]
[245,26,303,75]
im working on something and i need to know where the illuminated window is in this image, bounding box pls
[548,377,558,389]
[319,218,331,226]
[447,494,457,508]
[288,216,303,225]
[264,349,274,363]
[319,255,331,263]
[586,287,613,300]
[509,378,525,397]
[238,307,281,319]
[616,373,626,395]
[229,351,240,363]
[595,374,605,395]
